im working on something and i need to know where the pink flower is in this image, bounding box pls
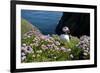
[22,43,26,47]
[47,44,53,49]
[70,54,74,58]
[54,45,59,50]
[22,46,33,54]
[55,41,60,45]
[33,43,39,47]
[41,45,48,50]
[67,48,71,52]
[40,35,47,40]
[21,56,26,62]
[60,47,66,52]
[25,46,33,54]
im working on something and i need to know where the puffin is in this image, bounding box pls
[60,26,70,41]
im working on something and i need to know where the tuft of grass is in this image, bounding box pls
[60,36,82,60]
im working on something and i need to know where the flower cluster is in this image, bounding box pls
[21,30,90,62]
[21,44,33,62]
[23,29,42,39]
[77,35,90,59]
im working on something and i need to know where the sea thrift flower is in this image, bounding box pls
[21,56,26,62]
[45,39,50,42]
[54,56,57,59]
[47,44,53,49]
[60,47,66,52]
[33,37,40,42]
[21,52,26,56]
[51,44,55,47]
[67,48,71,52]
[25,46,33,54]
[27,35,31,38]
[47,39,53,43]
[33,42,39,47]
[70,54,74,58]
[83,52,88,56]
[77,35,90,58]
[36,50,42,53]
[55,41,60,46]
[41,45,48,50]
[22,43,26,47]
[33,54,36,57]
[84,50,89,53]
[49,37,54,41]
[40,35,47,40]
[37,54,40,57]
[30,43,34,46]
[86,48,89,51]
[21,47,25,51]
[54,45,59,50]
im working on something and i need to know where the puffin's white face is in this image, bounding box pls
[62,26,70,33]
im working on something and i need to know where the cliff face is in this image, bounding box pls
[56,12,90,37]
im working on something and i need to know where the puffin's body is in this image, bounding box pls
[60,34,69,41]
[60,26,70,41]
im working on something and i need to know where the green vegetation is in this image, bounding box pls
[21,34,85,63]
[21,18,35,37]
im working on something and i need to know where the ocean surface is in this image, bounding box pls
[21,10,63,35]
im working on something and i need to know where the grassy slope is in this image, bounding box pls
[21,18,35,36]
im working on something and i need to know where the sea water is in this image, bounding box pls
[21,10,63,35]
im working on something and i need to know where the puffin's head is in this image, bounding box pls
[62,26,70,34]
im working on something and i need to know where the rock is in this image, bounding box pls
[56,12,90,37]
